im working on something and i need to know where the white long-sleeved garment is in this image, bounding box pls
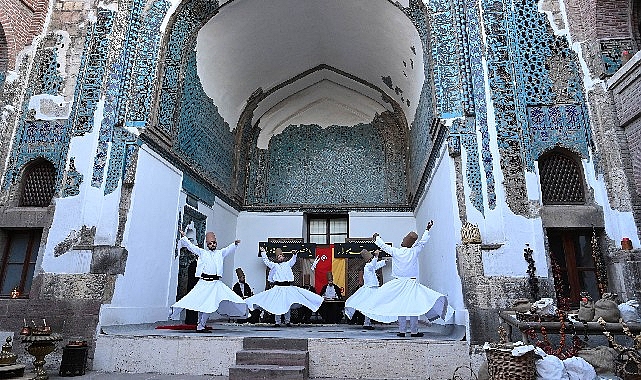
[374,229,430,278]
[261,251,296,282]
[363,258,387,287]
[179,236,237,277]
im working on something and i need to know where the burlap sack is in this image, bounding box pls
[578,299,595,322]
[593,298,621,322]
[577,346,618,374]
[512,298,532,313]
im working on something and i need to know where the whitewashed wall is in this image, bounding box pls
[234,212,304,291]
[39,100,113,273]
[349,211,416,285]
[100,145,182,325]
[414,148,465,324]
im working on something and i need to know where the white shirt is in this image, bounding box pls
[324,284,337,299]
[374,230,430,278]
[179,236,237,277]
[262,251,296,282]
[363,259,387,287]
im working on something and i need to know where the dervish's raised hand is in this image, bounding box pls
[259,246,266,253]
[426,220,434,231]
[234,239,241,245]
[178,229,186,237]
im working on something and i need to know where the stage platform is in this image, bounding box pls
[93,321,471,379]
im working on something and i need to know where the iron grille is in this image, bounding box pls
[539,152,585,205]
[20,162,56,206]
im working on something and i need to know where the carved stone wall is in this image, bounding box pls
[456,243,555,344]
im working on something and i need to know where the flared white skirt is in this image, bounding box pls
[358,277,448,323]
[344,285,378,319]
[245,285,324,315]
[172,279,248,317]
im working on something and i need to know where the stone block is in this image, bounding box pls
[90,246,128,275]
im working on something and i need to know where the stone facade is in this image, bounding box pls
[0,0,639,376]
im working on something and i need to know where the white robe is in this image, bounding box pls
[358,230,448,323]
[172,237,247,317]
[245,252,323,315]
[344,258,386,319]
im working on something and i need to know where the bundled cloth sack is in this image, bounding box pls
[618,300,641,323]
[535,348,569,380]
[578,298,595,322]
[593,293,621,323]
[577,346,618,374]
[533,298,557,316]
[512,298,533,313]
[563,356,597,380]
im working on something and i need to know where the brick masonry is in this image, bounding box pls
[610,56,641,236]
[0,0,49,70]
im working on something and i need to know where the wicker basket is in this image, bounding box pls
[486,347,536,380]
[615,349,641,380]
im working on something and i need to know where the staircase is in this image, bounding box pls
[228,337,309,380]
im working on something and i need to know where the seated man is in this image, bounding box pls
[232,268,261,323]
[319,272,343,324]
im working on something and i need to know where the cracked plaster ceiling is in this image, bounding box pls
[195,0,425,145]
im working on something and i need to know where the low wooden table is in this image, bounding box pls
[499,311,641,344]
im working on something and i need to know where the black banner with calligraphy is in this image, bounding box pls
[257,242,316,258]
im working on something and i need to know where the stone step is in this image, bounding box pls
[236,349,309,367]
[228,364,306,380]
[243,337,308,351]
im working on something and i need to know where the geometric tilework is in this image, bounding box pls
[175,50,235,195]
[509,0,591,170]
[465,0,496,210]
[61,157,83,198]
[429,0,464,118]
[481,0,529,214]
[246,121,407,207]
[406,1,439,202]
[124,0,171,127]
[2,33,72,194]
[91,0,154,194]
[480,0,593,215]
[67,8,115,137]
[104,126,140,195]
[156,0,220,135]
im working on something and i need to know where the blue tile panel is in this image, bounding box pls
[465,0,496,210]
[429,0,464,118]
[477,0,592,214]
[2,34,73,192]
[174,50,235,195]
[125,0,171,128]
[246,122,407,206]
[406,1,439,202]
[91,0,148,192]
[61,157,83,197]
[67,8,115,137]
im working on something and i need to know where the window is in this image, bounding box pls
[307,215,348,244]
[547,229,600,306]
[19,159,56,207]
[538,150,585,205]
[0,229,42,297]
